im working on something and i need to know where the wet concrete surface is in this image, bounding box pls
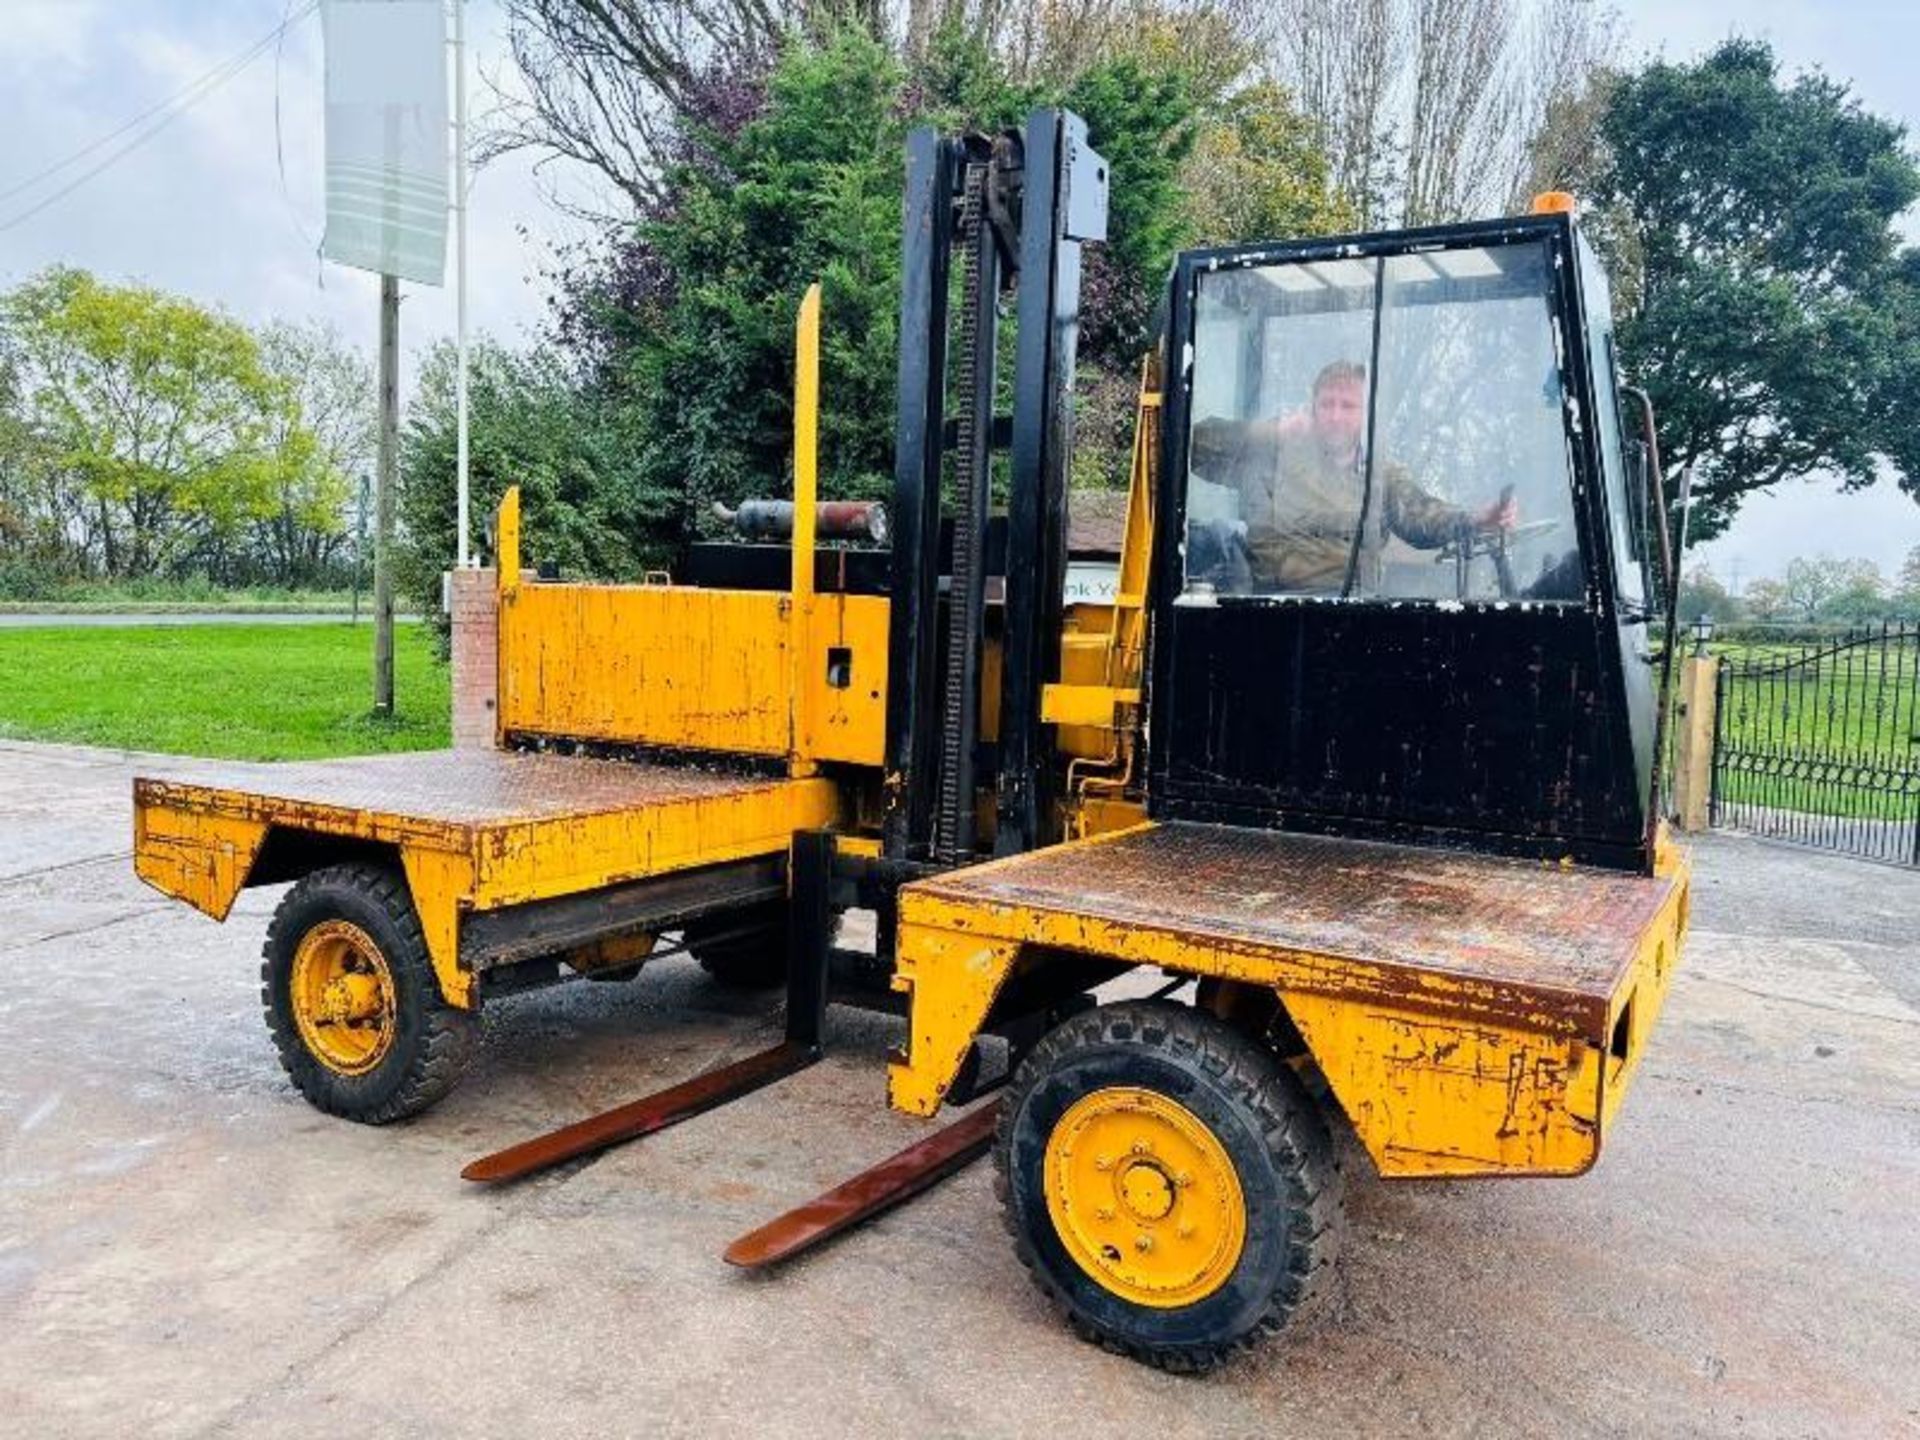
[1,739,1915,1438]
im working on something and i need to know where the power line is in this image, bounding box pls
[274,0,322,251]
[0,1,320,235]
[0,1,319,206]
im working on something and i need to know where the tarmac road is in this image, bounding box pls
[0,739,1915,1438]
[0,612,402,628]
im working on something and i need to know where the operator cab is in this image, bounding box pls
[1148,206,1662,870]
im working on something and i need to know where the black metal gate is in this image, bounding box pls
[1711,621,1920,865]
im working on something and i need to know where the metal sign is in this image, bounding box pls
[320,0,447,285]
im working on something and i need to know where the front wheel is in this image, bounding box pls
[994,1000,1343,1373]
[261,863,478,1124]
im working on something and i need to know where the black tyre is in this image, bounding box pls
[261,863,479,1124]
[994,999,1343,1374]
[683,903,788,989]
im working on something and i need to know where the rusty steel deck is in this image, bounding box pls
[904,821,1679,1040]
[137,748,791,828]
[135,749,841,911]
[133,749,843,1006]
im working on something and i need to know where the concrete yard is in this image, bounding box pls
[1,739,1915,1438]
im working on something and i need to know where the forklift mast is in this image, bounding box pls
[882,110,1109,865]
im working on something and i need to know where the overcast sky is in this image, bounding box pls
[1,0,1915,587]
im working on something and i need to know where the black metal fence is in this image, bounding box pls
[1711,621,1920,865]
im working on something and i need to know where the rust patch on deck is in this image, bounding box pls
[906,821,1675,1038]
[134,749,785,830]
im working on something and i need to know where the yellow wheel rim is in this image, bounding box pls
[1043,1086,1247,1309]
[289,919,397,1077]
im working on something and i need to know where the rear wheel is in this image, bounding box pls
[684,903,789,989]
[262,864,478,1124]
[995,999,1342,1373]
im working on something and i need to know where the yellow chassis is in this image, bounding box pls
[890,824,1689,1180]
[135,755,840,1008]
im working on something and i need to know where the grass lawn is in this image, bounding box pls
[0,623,449,760]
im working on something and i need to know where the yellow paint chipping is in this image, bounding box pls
[498,584,888,766]
[890,823,1690,1180]
[132,754,843,1012]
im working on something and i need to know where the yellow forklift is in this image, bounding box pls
[133,111,1689,1372]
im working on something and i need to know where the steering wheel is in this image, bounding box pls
[1434,487,1561,599]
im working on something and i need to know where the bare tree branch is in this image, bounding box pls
[485,0,807,221]
[1504,0,1622,207]
[1276,0,1616,228]
[1402,0,1518,225]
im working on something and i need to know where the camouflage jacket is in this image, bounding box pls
[1191,418,1468,593]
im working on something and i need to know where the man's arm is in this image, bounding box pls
[1189,417,1284,484]
[1383,466,1517,549]
[1382,466,1468,549]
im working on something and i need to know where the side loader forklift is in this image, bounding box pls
[133,110,1690,1372]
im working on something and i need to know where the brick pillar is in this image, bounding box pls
[449,568,499,750]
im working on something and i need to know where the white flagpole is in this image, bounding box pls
[453,0,470,567]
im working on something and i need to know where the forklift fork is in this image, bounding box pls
[723,1103,999,1269]
[462,831,1002,1270]
[461,832,839,1185]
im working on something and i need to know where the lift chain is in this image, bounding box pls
[934,158,991,863]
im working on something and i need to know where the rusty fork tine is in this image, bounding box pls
[462,1041,818,1185]
[723,1104,1001,1270]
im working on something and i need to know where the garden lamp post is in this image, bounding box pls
[1691,613,1715,656]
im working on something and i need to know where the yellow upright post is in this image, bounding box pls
[789,284,822,777]
[1105,355,1161,689]
[496,485,521,597]
[1672,653,1720,832]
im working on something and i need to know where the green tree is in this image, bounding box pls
[1592,41,1920,540]
[1812,556,1889,622]
[1741,575,1789,623]
[592,26,1224,531]
[1880,249,1920,496]
[1677,564,1739,625]
[0,349,74,595]
[1065,53,1197,361]
[545,23,1350,529]
[398,339,672,623]
[1894,544,1920,619]
[251,321,374,587]
[614,29,911,546]
[1817,562,1890,624]
[1183,80,1358,249]
[1780,554,1885,623]
[0,267,299,578]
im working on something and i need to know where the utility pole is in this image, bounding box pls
[318,0,447,708]
[374,275,398,716]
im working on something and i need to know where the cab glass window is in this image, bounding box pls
[1182,241,1583,605]
[1580,241,1647,607]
